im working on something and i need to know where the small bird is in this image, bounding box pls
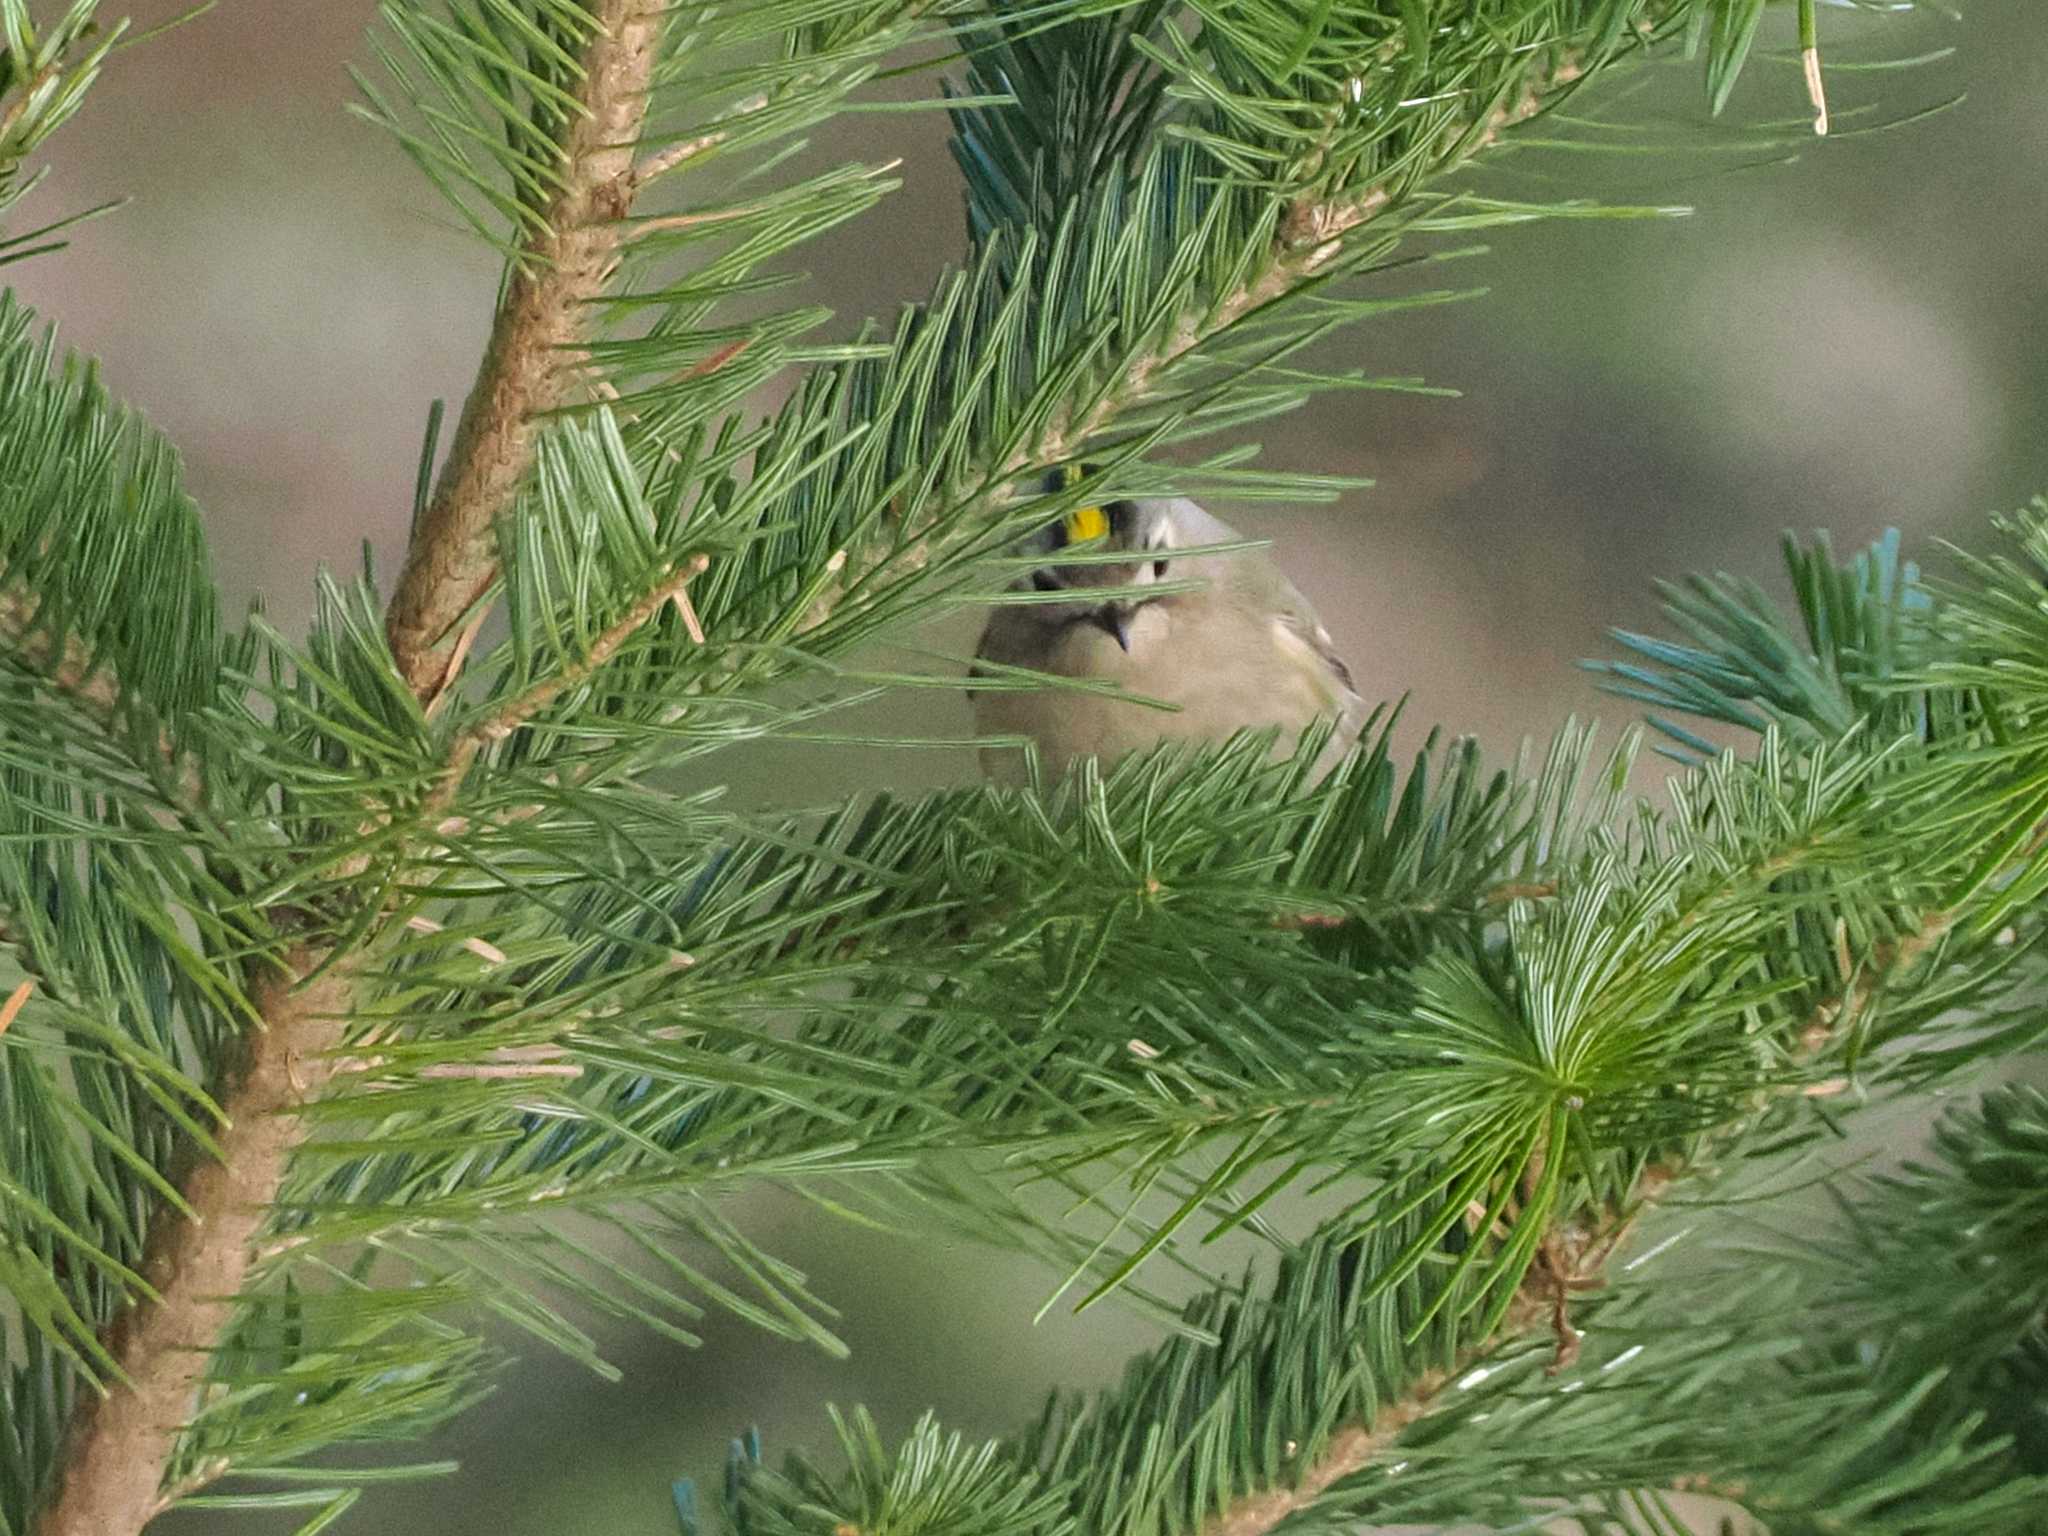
[970,484,1363,784]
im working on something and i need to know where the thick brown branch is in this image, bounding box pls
[384,0,662,701]
[32,950,350,1536]
[29,13,679,1526]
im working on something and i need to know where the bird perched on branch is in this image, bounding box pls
[970,476,1363,784]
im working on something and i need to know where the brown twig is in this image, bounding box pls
[421,554,709,824]
[630,90,770,188]
[1197,1372,1449,1536]
[0,588,129,722]
[1271,878,1561,931]
[0,976,30,1035]
[418,1060,583,1081]
[1806,817,2048,1050]
[384,0,663,700]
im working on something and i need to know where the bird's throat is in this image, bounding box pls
[1068,600,1167,665]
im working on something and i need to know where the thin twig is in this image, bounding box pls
[1047,58,1584,464]
[423,605,490,721]
[418,1060,582,1081]
[1197,1371,1449,1536]
[1793,819,2048,1053]
[1271,878,1561,930]
[422,554,710,823]
[630,90,769,187]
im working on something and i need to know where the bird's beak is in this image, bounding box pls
[1094,605,1132,652]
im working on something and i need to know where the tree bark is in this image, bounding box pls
[383,0,662,700]
[32,954,349,1536]
[34,7,670,1527]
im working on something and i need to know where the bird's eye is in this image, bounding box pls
[1152,559,1169,581]
[1032,569,1062,593]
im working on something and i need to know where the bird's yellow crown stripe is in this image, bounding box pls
[1064,504,1108,543]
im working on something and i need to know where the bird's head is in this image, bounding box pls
[1014,469,1177,651]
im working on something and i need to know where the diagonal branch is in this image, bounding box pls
[384,0,663,701]
[421,553,710,823]
[1183,858,2004,1536]
[629,89,772,189]
[798,52,1588,638]
[1197,1372,1451,1536]
[1788,818,2048,1055]
[1043,57,1587,462]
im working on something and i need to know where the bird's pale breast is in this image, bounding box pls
[973,595,1338,783]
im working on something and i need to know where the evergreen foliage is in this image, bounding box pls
[0,1,2032,1534]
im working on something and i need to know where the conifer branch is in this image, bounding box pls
[0,583,201,805]
[1175,815,2027,1536]
[1180,1192,1631,1534]
[1058,55,1586,457]
[20,21,685,1527]
[1524,873,2005,1371]
[800,49,1587,635]
[32,951,350,1536]
[383,0,662,700]
[30,15,717,1508]
[6,5,1990,1531]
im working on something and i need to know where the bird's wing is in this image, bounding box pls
[1274,605,1358,700]
[1273,602,1368,775]
[1167,495,1365,737]
[968,607,1029,699]
[1251,554,1366,749]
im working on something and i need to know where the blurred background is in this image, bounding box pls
[8,0,2047,1530]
